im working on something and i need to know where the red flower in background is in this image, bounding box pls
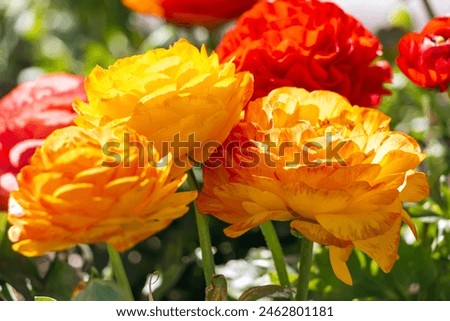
[216,0,392,107]
[121,0,259,26]
[397,16,450,91]
[0,73,86,209]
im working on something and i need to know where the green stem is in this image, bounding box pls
[0,282,16,301]
[295,238,314,301]
[107,245,134,301]
[421,0,436,19]
[260,221,290,288]
[187,169,216,286]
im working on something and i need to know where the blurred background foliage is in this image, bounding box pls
[0,0,449,301]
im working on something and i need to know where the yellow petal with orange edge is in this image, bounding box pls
[401,209,418,239]
[358,108,391,134]
[108,219,172,252]
[223,212,284,238]
[104,176,140,196]
[290,219,350,247]
[12,239,74,257]
[399,171,429,202]
[353,218,402,273]
[316,211,400,241]
[329,246,354,285]
[146,191,198,218]
[53,183,95,201]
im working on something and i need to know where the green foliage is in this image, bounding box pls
[0,214,81,300]
[73,279,128,301]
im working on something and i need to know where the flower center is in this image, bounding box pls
[432,35,446,44]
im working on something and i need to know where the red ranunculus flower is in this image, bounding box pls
[121,0,259,26]
[216,0,392,107]
[397,16,450,91]
[0,73,86,210]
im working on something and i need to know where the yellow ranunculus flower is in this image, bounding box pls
[198,87,429,285]
[7,125,197,256]
[74,39,253,173]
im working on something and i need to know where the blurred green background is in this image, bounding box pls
[0,0,449,301]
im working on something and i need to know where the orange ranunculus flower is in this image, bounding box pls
[397,16,450,91]
[121,0,259,26]
[74,39,253,172]
[7,125,197,256]
[216,0,392,107]
[0,73,86,210]
[198,87,429,285]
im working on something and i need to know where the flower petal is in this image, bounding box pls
[399,171,429,202]
[316,212,400,241]
[329,245,354,285]
[353,218,402,273]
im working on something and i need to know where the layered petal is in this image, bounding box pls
[396,16,450,91]
[216,0,392,107]
[75,39,253,174]
[199,88,429,284]
[7,125,197,256]
[0,73,86,209]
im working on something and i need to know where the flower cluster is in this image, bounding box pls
[2,0,433,289]
[6,40,253,255]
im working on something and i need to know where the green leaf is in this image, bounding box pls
[152,232,189,300]
[205,275,228,301]
[73,279,128,301]
[239,285,293,301]
[40,259,81,301]
[389,242,439,299]
[0,214,42,300]
[35,296,57,301]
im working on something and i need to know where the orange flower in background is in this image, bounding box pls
[0,73,86,210]
[7,125,197,256]
[75,39,253,171]
[216,0,392,107]
[397,16,450,91]
[121,0,259,25]
[198,87,429,285]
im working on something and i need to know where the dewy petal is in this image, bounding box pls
[329,245,354,285]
